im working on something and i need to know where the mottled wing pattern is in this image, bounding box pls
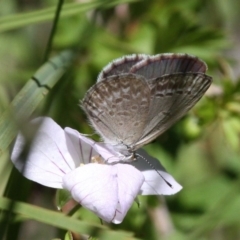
[97,54,148,82]
[130,54,207,79]
[82,73,151,148]
[83,54,212,154]
[134,72,212,150]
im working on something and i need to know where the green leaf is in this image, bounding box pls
[0,50,75,156]
[222,117,240,150]
[56,189,72,211]
[64,231,73,240]
[0,0,138,33]
[0,197,136,240]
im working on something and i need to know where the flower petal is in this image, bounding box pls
[64,127,98,165]
[11,117,75,188]
[64,127,121,164]
[113,164,144,224]
[131,149,182,195]
[62,163,118,222]
[62,163,144,223]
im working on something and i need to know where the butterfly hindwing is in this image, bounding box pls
[82,73,151,149]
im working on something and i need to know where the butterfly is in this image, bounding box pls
[82,53,212,159]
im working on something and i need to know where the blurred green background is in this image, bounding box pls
[1,0,240,239]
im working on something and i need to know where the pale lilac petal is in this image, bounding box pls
[11,117,75,188]
[64,127,99,165]
[64,127,121,164]
[113,164,144,224]
[62,163,144,223]
[131,149,182,195]
[62,163,118,222]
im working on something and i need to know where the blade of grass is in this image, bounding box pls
[43,0,65,62]
[0,50,75,156]
[0,197,136,240]
[0,0,138,33]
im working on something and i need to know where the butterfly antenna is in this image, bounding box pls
[135,153,173,188]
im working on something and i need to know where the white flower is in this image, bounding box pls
[11,117,182,224]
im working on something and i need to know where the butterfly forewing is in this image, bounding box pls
[133,73,212,150]
[97,54,148,82]
[97,53,207,82]
[130,54,207,80]
[82,73,151,150]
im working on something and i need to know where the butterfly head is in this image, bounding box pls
[101,139,136,162]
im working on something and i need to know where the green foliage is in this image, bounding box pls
[0,0,240,239]
[56,189,72,211]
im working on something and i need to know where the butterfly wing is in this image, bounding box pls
[133,72,212,150]
[82,73,151,151]
[130,53,207,79]
[97,54,148,82]
[98,53,207,82]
